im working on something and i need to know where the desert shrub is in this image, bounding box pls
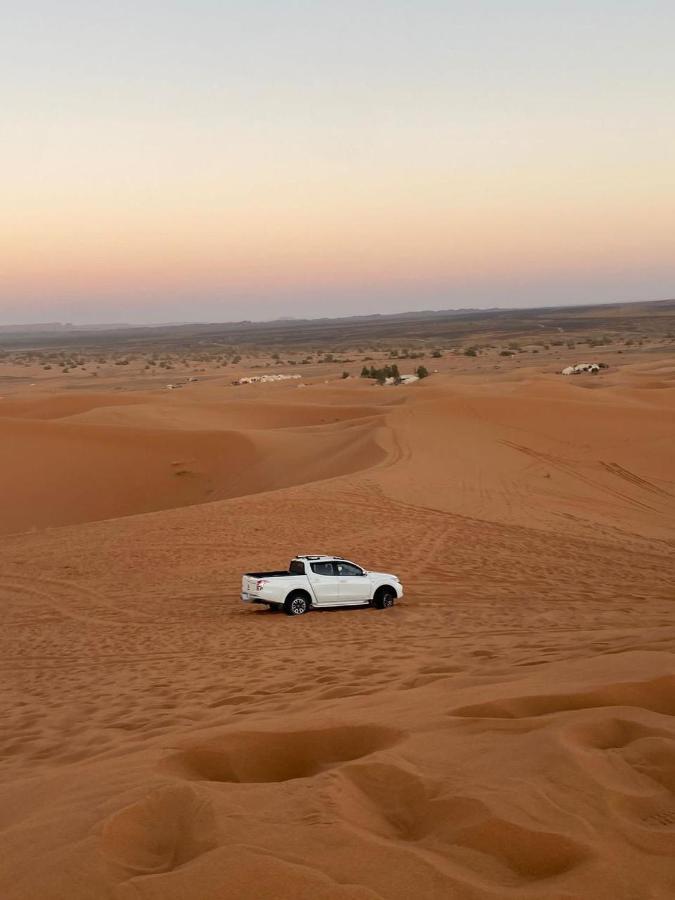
[499,350,514,356]
[342,371,349,379]
[464,347,477,357]
[416,365,429,379]
[431,349,443,358]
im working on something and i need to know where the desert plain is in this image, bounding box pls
[1,302,674,899]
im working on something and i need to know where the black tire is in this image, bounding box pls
[373,587,396,609]
[284,592,309,616]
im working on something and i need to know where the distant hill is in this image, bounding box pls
[0,298,672,350]
[0,322,133,334]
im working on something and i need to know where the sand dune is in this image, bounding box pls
[378,374,675,541]
[1,357,674,899]
[0,389,387,533]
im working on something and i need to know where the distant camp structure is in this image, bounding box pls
[233,374,302,385]
[561,363,608,376]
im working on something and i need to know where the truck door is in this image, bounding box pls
[336,561,371,602]
[307,561,340,605]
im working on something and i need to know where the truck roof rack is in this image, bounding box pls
[295,554,344,561]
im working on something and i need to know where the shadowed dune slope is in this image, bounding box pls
[0,411,386,533]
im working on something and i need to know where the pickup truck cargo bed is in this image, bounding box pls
[244,571,290,578]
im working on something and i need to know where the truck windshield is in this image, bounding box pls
[289,560,305,575]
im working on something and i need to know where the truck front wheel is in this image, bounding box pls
[285,593,309,616]
[373,587,396,609]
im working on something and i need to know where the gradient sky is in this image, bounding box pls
[2,1,674,324]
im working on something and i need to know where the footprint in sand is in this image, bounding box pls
[100,784,218,877]
[161,724,401,784]
[331,761,590,885]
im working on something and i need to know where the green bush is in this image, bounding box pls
[361,363,402,382]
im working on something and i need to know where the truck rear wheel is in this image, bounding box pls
[374,587,396,609]
[284,593,309,616]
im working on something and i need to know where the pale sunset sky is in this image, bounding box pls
[1,1,674,324]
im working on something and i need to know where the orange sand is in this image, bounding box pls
[1,357,674,899]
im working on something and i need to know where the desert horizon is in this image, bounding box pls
[1,299,674,898]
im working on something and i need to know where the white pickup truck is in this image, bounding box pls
[241,555,404,616]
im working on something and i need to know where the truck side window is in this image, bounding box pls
[311,562,336,576]
[337,562,364,576]
[289,560,305,575]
